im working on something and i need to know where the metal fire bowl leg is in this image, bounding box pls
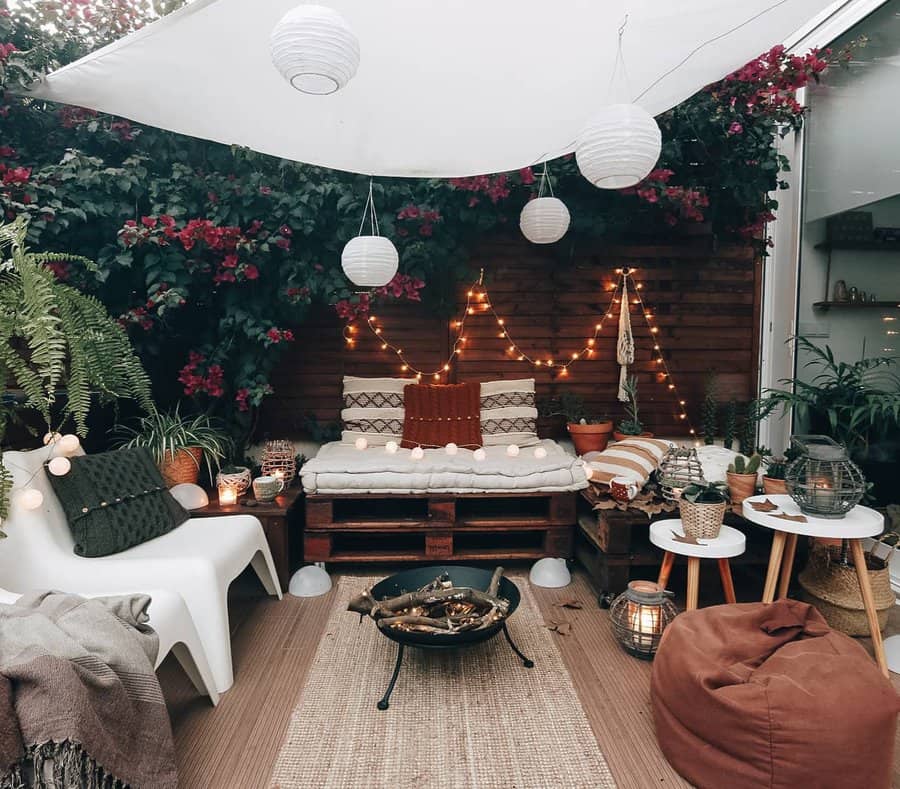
[377,643,405,711]
[502,623,534,668]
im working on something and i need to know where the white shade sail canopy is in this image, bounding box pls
[27,0,838,177]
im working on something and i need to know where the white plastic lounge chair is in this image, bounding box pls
[0,445,283,692]
[0,586,220,704]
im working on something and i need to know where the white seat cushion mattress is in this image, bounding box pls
[301,440,589,494]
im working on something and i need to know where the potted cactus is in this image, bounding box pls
[762,458,788,495]
[679,481,729,540]
[726,453,761,505]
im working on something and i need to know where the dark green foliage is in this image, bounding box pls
[681,481,729,504]
[722,399,737,450]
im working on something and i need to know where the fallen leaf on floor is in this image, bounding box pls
[749,499,779,513]
[544,619,572,636]
[553,597,583,610]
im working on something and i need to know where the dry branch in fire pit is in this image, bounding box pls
[348,567,510,634]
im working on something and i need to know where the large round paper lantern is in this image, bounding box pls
[270,5,360,95]
[519,197,570,244]
[341,235,399,288]
[576,103,662,189]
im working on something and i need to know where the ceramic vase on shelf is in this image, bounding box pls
[832,279,848,302]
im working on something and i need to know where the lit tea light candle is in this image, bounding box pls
[272,469,285,482]
[218,484,238,506]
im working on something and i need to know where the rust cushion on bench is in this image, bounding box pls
[651,600,899,789]
[401,382,482,449]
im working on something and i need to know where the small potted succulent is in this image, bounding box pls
[726,453,761,505]
[762,457,788,495]
[542,393,613,455]
[613,376,653,442]
[678,481,729,540]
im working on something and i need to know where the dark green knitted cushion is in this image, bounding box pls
[46,447,190,557]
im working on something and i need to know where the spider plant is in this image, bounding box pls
[112,405,234,481]
[757,337,900,456]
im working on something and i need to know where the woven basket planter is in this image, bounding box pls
[216,466,252,495]
[678,498,727,540]
[159,446,203,487]
[798,545,894,637]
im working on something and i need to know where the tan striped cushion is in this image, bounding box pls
[583,437,672,487]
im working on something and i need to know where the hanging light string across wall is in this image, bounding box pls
[343,267,695,432]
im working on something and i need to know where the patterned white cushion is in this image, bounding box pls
[583,437,673,487]
[479,379,539,446]
[341,376,415,445]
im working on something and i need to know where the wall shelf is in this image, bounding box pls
[812,300,900,311]
[815,240,900,252]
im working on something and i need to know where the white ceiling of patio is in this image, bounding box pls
[26,0,840,177]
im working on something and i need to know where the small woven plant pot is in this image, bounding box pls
[726,471,758,505]
[216,466,252,495]
[678,499,727,540]
[798,545,894,637]
[159,446,203,487]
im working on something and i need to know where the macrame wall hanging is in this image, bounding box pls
[616,270,635,401]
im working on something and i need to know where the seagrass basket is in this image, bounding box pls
[799,544,894,636]
[678,499,727,540]
[159,446,202,487]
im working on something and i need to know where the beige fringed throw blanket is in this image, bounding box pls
[0,591,176,789]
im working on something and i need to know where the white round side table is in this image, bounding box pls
[742,494,887,677]
[649,519,746,611]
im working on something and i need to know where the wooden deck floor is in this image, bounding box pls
[160,564,900,789]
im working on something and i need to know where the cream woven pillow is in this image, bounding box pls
[340,376,415,445]
[479,378,539,446]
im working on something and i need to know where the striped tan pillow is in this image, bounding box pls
[480,379,539,446]
[583,437,672,487]
[341,376,415,445]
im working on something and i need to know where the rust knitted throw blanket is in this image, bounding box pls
[0,591,176,789]
[401,382,482,449]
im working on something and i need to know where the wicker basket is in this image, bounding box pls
[798,545,895,637]
[678,498,727,540]
[159,446,203,487]
[260,439,297,485]
[216,466,252,495]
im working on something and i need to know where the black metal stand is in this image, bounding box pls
[376,644,405,710]
[502,624,534,668]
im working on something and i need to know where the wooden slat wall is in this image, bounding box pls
[259,234,761,439]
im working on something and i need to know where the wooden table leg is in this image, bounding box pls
[850,539,889,678]
[686,557,700,611]
[657,552,675,590]
[762,531,787,604]
[777,533,798,599]
[718,559,736,604]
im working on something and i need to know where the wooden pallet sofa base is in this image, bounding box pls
[304,491,577,563]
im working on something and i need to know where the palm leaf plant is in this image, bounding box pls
[0,218,153,529]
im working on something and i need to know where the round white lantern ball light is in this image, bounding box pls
[385,440,398,454]
[57,434,81,455]
[411,446,425,460]
[354,436,369,451]
[445,443,458,456]
[473,448,487,462]
[519,197,570,244]
[506,444,520,457]
[19,488,43,511]
[47,456,71,476]
[270,4,360,95]
[576,103,662,189]
[341,235,399,288]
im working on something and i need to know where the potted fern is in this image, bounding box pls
[613,376,653,441]
[113,406,233,486]
[726,453,761,505]
[679,481,729,540]
[541,393,613,455]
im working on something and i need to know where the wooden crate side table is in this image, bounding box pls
[192,487,302,589]
[742,494,887,677]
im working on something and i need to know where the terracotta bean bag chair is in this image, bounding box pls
[651,600,899,789]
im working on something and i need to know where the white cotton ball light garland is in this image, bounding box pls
[385,440,398,454]
[42,432,61,446]
[411,446,425,460]
[506,444,520,457]
[57,434,81,455]
[47,456,71,476]
[473,448,486,462]
[533,446,548,460]
[445,443,458,455]
[19,488,43,511]
[354,437,368,450]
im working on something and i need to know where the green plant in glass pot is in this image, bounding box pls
[541,392,613,455]
[614,377,653,441]
[113,405,234,487]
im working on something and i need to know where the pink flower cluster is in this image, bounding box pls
[265,327,295,344]
[333,273,424,321]
[396,204,442,238]
[234,382,274,412]
[178,351,225,398]
[0,42,16,61]
[449,174,511,207]
[118,282,186,331]
[58,106,98,129]
[623,168,708,225]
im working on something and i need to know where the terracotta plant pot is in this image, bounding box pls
[762,476,788,496]
[612,431,654,443]
[159,446,203,487]
[567,421,614,456]
[726,471,758,505]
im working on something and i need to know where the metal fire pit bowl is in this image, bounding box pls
[367,565,533,710]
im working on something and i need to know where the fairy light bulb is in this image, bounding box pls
[381,343,388,350]
[57,434,80,455]
[47,456,71,476]
[43,432,61,446]
[20,488,43,511]
[411,446,425,460]
[443,364,450,371]
[433,373,440,380]
[401,364,408,371]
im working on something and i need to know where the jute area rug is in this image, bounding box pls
[270,575,616,789]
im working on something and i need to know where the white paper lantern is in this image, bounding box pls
[411,446,425,460]
[47,457,71,476]
[354,436,369,450]
[576,103,662,189]
[520,197,570,244]
[341,235,399,288]
[385,440,398,454]
[19,488,43,511]
[473,448,486,462]
[506,444,520,457]
[270,5,360,95]
[445,442,458,455]
[57,434,80,455]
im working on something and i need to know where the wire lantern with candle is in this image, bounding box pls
[784,435,866,519]
[656,446,705,501]
[260,439,297,485]
[609,580,677,659]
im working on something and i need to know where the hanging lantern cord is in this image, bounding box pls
[537,162,555,199]
[358,178,381,237]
